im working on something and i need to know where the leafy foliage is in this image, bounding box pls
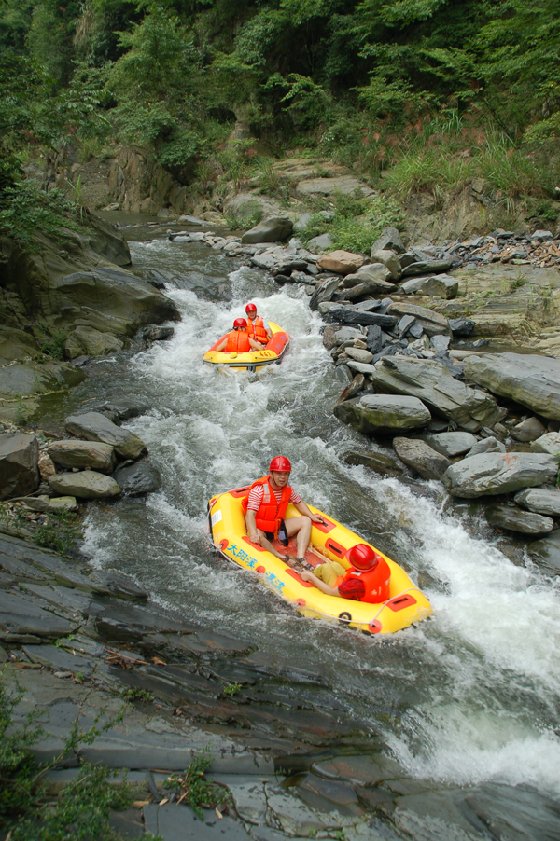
[165,752,232,819]
[0,181,78,246]
[0,0,559,238]
[300,193,404,252]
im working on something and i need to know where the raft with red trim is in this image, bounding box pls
[207,487,432,636]
[203,321,289,370]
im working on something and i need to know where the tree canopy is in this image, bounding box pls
[0,0,558,217]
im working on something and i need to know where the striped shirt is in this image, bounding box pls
[246,484,302,511]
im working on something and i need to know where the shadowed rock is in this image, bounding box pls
[485,504,554,534]
[334,394,431,435]
[0,433,39,500]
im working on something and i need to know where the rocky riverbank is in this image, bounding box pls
[4,531,560,840]
[2,204,560,838]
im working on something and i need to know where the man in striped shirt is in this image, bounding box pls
[245,455,325,567]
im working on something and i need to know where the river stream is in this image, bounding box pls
[55,227,560,838]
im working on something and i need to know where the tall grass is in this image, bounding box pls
[381,120,554,200]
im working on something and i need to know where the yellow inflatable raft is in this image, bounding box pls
[203,321,289,371]
[207,487,432,636]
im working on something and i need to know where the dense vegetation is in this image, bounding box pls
[1,0,559,238]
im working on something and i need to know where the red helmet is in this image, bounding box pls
[233,317,247,329]
[269,455,291,473]
[347,544,379,571]
[245,303,257,314]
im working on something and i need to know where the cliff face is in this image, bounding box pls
[0,212,180,423]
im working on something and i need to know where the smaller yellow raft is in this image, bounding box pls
[207,487,432,636]
[203,321,289,371]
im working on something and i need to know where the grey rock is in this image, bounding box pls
[309,276,340,311]
[430,335,451,355]
[514,488,560,517]
[370,227,405,254]
[142,324,175,342]
[392,437,451,480]
[400,258,453,277]
[344,347,373,365]
[334,394,431,435]
[449,318,475,337]
[510,416,547,442]
[463,353,560,420]
[48,439,116,474]
[306,233,333,252]
[398,315,415,338]
[49,470,121,499]
[64,411,146,460]
[64,325,123,359]
[425,431,478,457]
[366,324,383,354]
[531,229,553,241]
[324,307,398,329]
[443,452,557,498]
[399,274,458,299]
[467,436,506,456]
[531,432,560,454]
[370,249,401,280]
[0,590,76,641]
[144,805,253,840]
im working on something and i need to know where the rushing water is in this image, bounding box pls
[66,231,559,836]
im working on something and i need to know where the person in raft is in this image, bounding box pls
[214,318,264,353]
[300,544,391,603]
[244,455,326,567]
[244,302,272,346]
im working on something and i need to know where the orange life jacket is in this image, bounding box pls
[224,330,251,352]
[246,316,269,344]
[339,558,391,604]
[242,475,291,535]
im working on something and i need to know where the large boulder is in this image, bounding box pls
[48,440,116,474]
[334,394,431,435]
[0,433,39,500]
[442,452,557,498]
[49,267,178,338]
[514,488,560,516]
[369,357,503,432]
[113,459,162,495]
[463,353,560,420]
[425,431,478,457]
[49,470,121,499]
[64,412,146,460]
